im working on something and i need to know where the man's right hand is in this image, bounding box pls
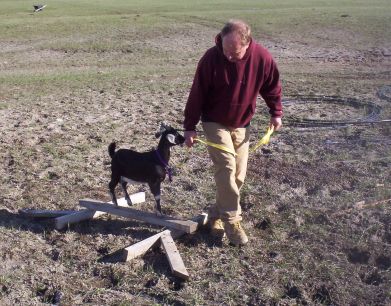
[184,130,197,148]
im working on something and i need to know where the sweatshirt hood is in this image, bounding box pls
[215,33,253,62]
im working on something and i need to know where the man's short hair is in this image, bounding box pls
[220,19,252,46]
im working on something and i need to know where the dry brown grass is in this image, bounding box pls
[1,1,391,305]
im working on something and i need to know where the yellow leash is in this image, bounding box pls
[194,126,275,156]
[194,138,237,156]
[249,126,274,153]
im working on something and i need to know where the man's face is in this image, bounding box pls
[222,33,249,62]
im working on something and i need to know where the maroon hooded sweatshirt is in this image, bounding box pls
[184,34,282,131]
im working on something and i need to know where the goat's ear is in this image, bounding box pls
[166,133,176,144]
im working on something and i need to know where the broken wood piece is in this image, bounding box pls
[333,198,391,217]
[360,198,391,208]
[122,230,170,262]
[79,199,198,233]
[19,209,76,218]
[161,231,189,280]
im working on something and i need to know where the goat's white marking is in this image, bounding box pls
[154,194,161,201]
[121,176,142,185]
[166,133,176,144]
[158,123,167,135]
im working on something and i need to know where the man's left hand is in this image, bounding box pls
[270,117,282,131]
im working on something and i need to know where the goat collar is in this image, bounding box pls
[154,150,173,182]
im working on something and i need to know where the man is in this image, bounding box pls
[183,20,283,246]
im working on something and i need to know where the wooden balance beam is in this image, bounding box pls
[79,199,198,234]
[55,193,145,230]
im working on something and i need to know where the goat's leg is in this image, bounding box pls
[120,177,132,205]
[109,175,120,207]
[148,181,162,216]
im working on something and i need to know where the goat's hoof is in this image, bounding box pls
[126,199,132,206]
[155,211,163,217]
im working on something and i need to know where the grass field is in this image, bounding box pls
[1,0,390,305]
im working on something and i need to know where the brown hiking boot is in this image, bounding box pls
[224,221,248,246]
[208,218,225,239]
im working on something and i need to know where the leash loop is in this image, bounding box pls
[193,126,275,156]
[250,126,274,153]
[194,138,237,156]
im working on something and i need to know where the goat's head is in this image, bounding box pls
[155,122,185,146]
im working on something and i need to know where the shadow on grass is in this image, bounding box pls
[178,226,225,248]
[0,207,166,240]
[0,208,53,233]
[0,208,220,288]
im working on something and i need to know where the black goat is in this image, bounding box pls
[108,124,185,215]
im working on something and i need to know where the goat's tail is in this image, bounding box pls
[108,142,116,159]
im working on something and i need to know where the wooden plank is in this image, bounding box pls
[171,213,208,239]
[79,199,198,233]
[19,209,76,218]
[110,195,145,206]
[161,231,189,280]
[122,230,170,262]
[54,195,143,230]
[123,192,146,205]
[121,213,207,261]
[55,210,106,230]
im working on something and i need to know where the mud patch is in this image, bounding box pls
[312,285,333,305]
[255,217,272,230]
[360,270,384,286]
[36,284,63,305]
[347,247,370,264]
[375,255,391,270]
[145,278,159,288]
[284,284,302,299]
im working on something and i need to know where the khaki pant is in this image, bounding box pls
[202,122,250,224]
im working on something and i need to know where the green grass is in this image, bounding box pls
[1,0,390,97]
[1,0,390,41]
